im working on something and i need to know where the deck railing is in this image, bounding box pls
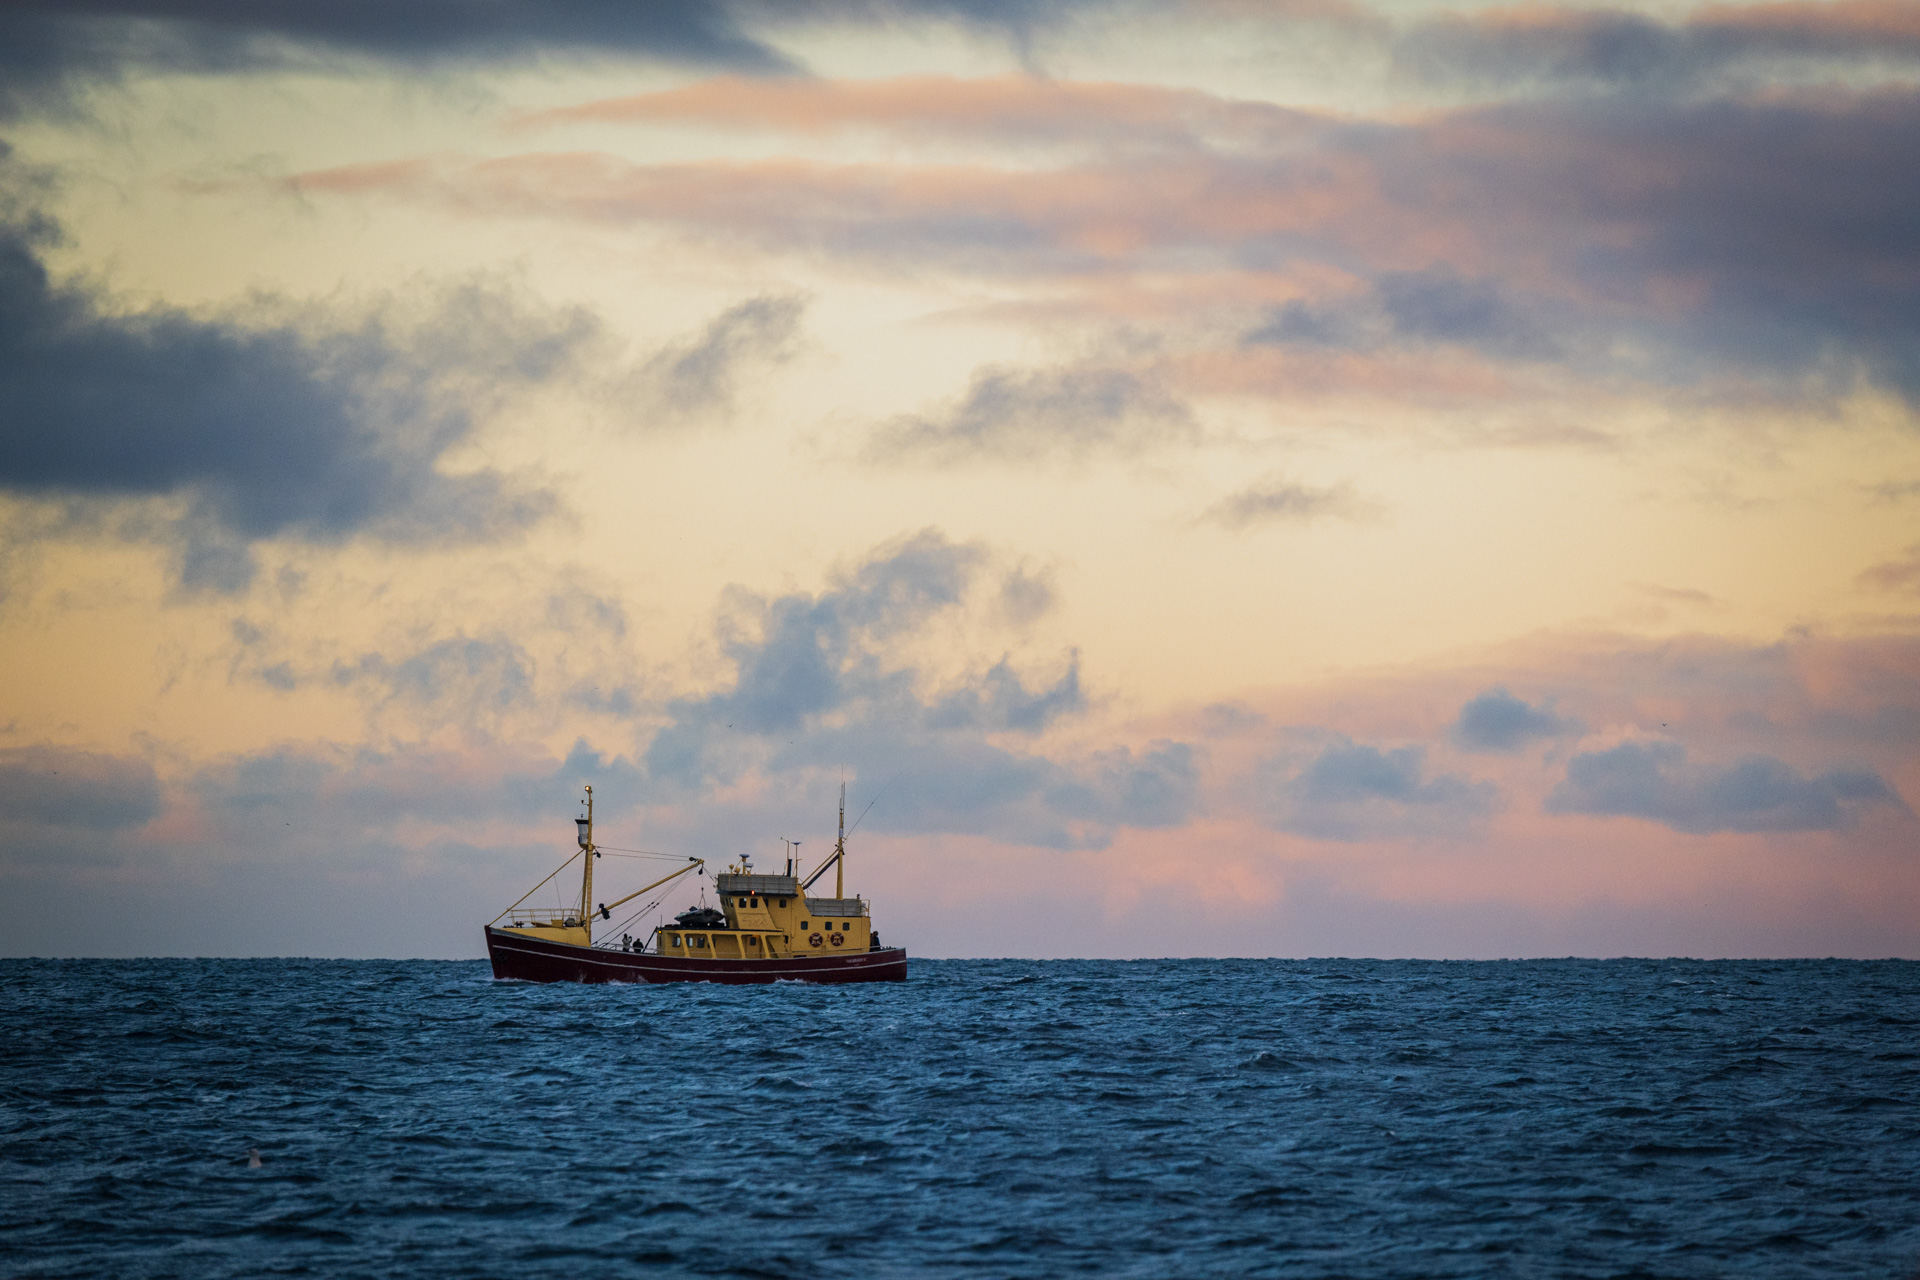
[500,907,583,928]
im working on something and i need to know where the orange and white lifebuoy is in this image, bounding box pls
[831,931,845,947]
[808,933,823,948]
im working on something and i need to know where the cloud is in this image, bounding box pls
[521,73,1320,153]
[1858,543,1920,594]
[1395,1,1920,95]
[0,745,161,830]
[1546,740,1906,834]
[1633,582,1718,608]
[1200,477,1368,530]
[1452,687,1582,753]
[928,653,1083,733]
[1264,735,1497,841]
[631,294,806,423]
[1246,268,1561,361]
[865,364,1197,465]
[0,1,795,120]
[693,528,989,737]
[0,1,1129,122]
[0,167,581,589]
[640,529,1196,848]
[1866,480,1920,505]
[219,575,645,734]
[331,636,537,726]
[995,564,1055,627]
[808,732,1196,847]
[299,82,1920,410]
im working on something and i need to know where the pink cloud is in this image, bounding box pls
[516,74,1324,152]
[287,79,1920,411]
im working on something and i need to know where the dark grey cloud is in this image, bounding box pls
[0,2,791,120]
[0,0,1108,121]
[866,364,1196,466]
[1395,4,1920,96]
[1452,687,1582,753]
[640,529,1197,848]
[0,744,161,830]
[1234,92,1920,405]
[634,295,806,423]
[1264,735,1497,841]
[1546,740,1905,834]
[0,169,582,590]
[1201,477,1367,530]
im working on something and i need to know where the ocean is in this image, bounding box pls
[3,957,1917,1278]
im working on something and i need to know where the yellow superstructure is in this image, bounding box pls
[657,875,875,957]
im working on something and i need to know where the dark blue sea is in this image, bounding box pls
[4,958,1918,1279]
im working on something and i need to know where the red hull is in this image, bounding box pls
[484,927,908,985]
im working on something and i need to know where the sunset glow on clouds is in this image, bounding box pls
[0,0,1916,958]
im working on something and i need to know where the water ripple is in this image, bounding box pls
[2,957,1918,1278]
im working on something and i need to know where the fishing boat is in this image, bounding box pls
[483,785,907,984]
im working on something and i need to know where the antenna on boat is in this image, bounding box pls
[844,772,900,839]
[578,786,594,945]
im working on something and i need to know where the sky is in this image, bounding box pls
[1,0,1916,959]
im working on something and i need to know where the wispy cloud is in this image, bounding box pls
[629,294,807,424]
[865,363,1198,466]
[1200,477,1370,530]
[1859,543,1920,594]
[291,81,1920,412]
[520,73,1320,152]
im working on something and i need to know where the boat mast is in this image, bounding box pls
[835,781,846,898]
[576,785,595,943]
